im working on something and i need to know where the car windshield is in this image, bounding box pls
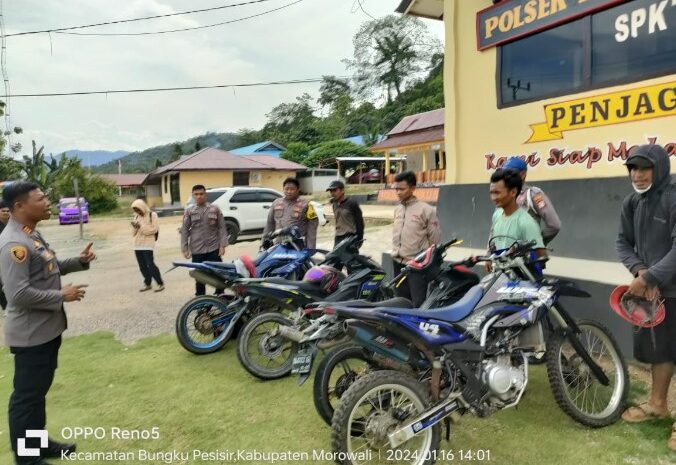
[60,199,86,209]
[207,191,226,203]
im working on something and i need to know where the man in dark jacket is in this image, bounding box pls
[327,180,364,249]
[616,144,676,450]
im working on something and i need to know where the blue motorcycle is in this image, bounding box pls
[328,239,628,465]
[174,227,326,354]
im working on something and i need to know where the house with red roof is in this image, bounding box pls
[143,147,306,207]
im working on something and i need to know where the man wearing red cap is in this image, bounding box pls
[616,144,676,450]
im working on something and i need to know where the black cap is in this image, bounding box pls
[326,180,345,191]
[625,156,653,169]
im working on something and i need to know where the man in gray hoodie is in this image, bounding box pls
[616,144,676,450]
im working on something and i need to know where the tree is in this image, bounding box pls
[263,93,319,145]
[154,158,163,168]
[22,140,51,188]
[169,143,183,162]
[280,142,311,164]
[50,155,118,213]
[194,141,202,152]
[345,15,442,103]
[81,175,118,214]
[0,100,23,155]
[0,156,24,180]
[318,76,352,110]
[303,140,370,168]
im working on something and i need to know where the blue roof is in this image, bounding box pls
[230,141,286,157]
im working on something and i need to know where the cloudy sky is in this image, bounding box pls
[2,0,444,155]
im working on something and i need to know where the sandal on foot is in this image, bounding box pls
[622,402,671,423]
[668,422,676,451]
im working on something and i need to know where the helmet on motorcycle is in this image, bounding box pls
[609,285,665,328]
[303,265,345,294]
[234,255,257,278]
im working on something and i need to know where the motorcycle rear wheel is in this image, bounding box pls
[546,319,628,427]
[236,312,298,380]
[314,344,377,425]
[175,295,236,354]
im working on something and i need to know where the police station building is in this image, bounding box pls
[395,0,676,355]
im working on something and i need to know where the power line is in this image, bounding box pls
[4,0,278,38]
[353,0,376,20]
[7,77,345,98]
[57,0,302,36]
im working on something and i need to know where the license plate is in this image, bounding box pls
[292,348,314,375]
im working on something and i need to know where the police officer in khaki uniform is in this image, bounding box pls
[263,177,318,249]
[391,171,442,307]
[180,184,228,296]
[502,157,561,245]
[0,182,96,465]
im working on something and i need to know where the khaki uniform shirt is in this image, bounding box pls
[263,197,318,249]
[0,218,88,347]
[180,203,228,254]
[516,185,561,245]
[392,197,442,263]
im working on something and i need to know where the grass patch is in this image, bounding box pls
[0,333,674,465]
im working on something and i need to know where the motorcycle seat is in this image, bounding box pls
[378,284,484,322]
[202,262,237,271]
[249,277,324,294]
[325,297,413,309]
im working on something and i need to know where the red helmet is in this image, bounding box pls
[234,255,257,278]
[609,285,665,328]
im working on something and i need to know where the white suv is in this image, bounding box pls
[186,187,326,244]
[185,187,281,243]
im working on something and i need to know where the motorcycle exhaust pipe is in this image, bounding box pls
[388,394,465,449]
[276,325,305,343]
[317,334,350,350]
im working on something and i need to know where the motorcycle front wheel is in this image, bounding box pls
[546,319,628,427]
[331,370,440,465]
[175,295,237,354]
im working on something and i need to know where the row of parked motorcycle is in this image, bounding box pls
[172,227,629,465]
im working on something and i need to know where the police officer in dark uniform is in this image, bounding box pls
[263,177,318,249]
[180,184,228,296]
[0,182,96,465]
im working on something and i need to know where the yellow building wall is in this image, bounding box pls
[444,0,676,184]
[256,171,296,190]
[178,171,233,204]
[176,170,295,204]
[161,175,172,205]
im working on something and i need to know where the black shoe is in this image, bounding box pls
[43,439,76,458]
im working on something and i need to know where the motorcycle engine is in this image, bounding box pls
[481,356,526,403]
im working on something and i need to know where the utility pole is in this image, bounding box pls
[73,178,84,240]
[118,159,122,196]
